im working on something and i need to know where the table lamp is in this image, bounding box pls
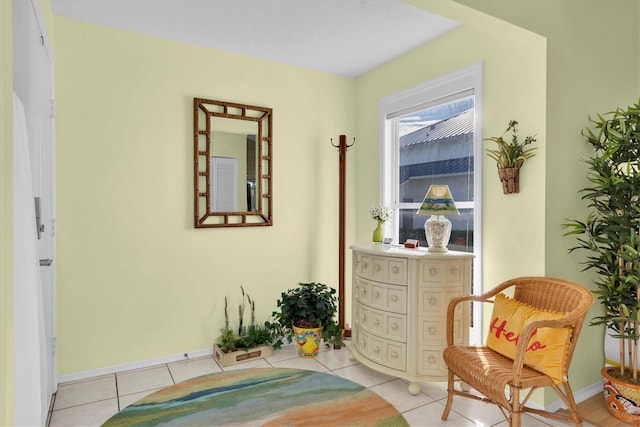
[416,185,459,252]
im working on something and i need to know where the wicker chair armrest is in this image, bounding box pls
[445,294,495,345]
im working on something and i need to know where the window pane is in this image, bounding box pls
[398,208,474,253]
[397,97,474,206]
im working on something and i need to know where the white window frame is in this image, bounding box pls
[378,62,484,345]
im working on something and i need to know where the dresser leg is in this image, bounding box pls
[408,382,421,395]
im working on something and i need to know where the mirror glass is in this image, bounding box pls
[194,98,272,228]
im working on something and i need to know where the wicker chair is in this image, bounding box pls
[441,277,594,427]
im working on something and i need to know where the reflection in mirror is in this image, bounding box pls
[194,98,272,228]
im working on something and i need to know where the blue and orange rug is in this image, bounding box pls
[102,367,408,426]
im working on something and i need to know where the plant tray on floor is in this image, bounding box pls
[213,344,273,367]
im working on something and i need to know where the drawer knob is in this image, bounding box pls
[427,355,437,365]
[363,262,369,269]
[373,346,381,354]
[373,319,380,327]
[374,264,382,272]
[373,290,380,299]
[392,266,400,274]
[429,297,438,306]
[429,266,438,276]
[390,350,398,358]
[428,326,438,335]
[361,314,367,321]
[391,322,399,331]
[450,266,458,275]
[360,339,367,348]
[390,294,399,303]
[361,288,367,296]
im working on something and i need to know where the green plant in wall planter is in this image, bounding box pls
[485,120,537,194]
[267,282,343,357]
[214,286,274,367]
[564,99,640,424]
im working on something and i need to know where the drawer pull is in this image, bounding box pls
[363,262,369,269]
[373,290,381,299]
[361,314,367,321]
[428,326,438,335]
[450,266,458,275]
[429,297,438,306]
[392,266,400,274]
[427,355,437,365]
[360,288,367,296]
[373,346,381,354]
[391,322,399,331]
[360,339,367,348]
[390,294,399,303]
[429,266,438,276]
[390,350,398,359]
[374,264,382,273]
[373,319,380,327]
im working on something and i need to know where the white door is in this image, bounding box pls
[13,0,57,402]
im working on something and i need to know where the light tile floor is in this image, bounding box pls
[48,343,595,427]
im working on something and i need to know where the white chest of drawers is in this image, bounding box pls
[350,243,472,395]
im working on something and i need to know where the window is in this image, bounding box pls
[379,63,483,344]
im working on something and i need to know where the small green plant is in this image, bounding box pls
[485,120,537,169]
[267,282,343,349]
[216,286,273,353]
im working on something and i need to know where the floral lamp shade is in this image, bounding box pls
[416,185,459,252]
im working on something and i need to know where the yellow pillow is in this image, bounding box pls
[486,293,571,383]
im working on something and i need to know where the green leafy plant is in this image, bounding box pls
[563,99,640,383]
[485,120,537,169]
[267,282,343,349]
[216,286,273,353]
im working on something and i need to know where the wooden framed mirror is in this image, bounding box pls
[194,98,272,228]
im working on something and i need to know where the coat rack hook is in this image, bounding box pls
[330,137,356,150]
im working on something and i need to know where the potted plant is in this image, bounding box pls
[214,286,274,367]
[267,282,343,357]
[564,99,640,424]
[485,120,537,194]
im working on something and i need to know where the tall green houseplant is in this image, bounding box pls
[564,99,640,382]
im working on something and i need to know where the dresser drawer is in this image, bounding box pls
[354,304,407,342]
[419,260,465,286]
[417,346,447,377]
[418,315,464,346]
[355,254,408,285]
[354,329,406,371]
[418,289,464,317]
[354,278,407,314]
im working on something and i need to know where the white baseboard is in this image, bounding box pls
[57,347,213,384]
[528,380,602,412]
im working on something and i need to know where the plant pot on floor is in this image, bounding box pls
[602,366,640,425]
[293,324,322,358]
[213,344,273,367]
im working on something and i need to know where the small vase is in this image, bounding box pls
[372,220,384,243]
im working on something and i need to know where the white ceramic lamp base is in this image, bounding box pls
[425,215,452,253]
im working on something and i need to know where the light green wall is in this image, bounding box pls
[354,0,638,404]
[54,17,356,374]
[1,1,13,424]
[453,0,640,403]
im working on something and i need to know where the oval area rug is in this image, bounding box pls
[102,367,409,426]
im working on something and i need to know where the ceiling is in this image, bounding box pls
[50,0,459,77]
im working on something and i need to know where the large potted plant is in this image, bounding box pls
[485,120,537,194]
[564,99,640,425]
[268,282,343,357]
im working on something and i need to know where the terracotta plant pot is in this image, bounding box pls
[498,167,520,194]
[602,366,640,425]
